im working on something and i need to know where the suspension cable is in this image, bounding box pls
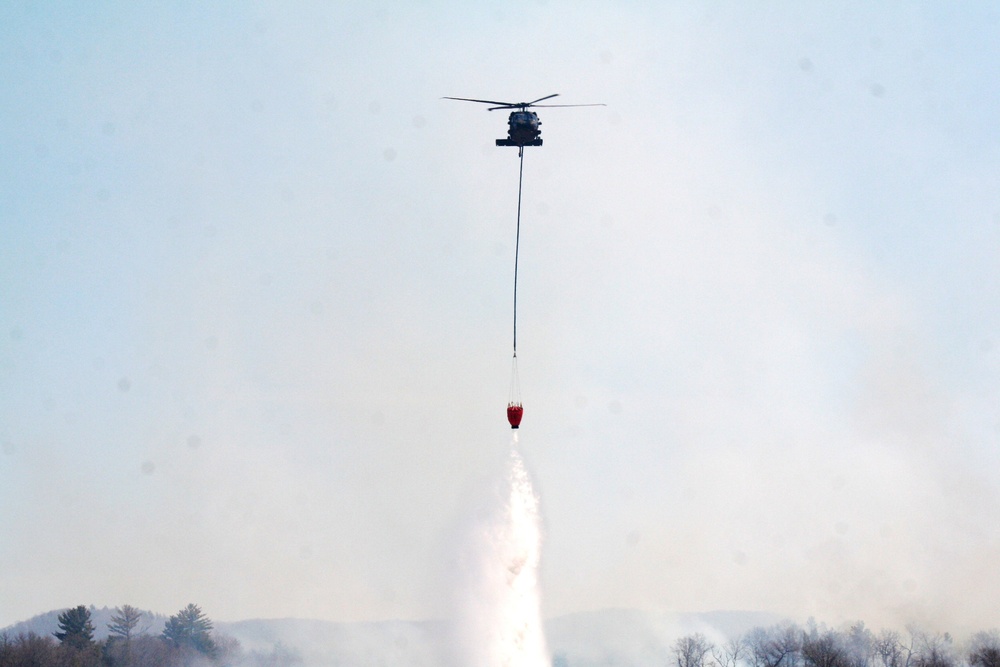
[514,147,524,356]
[509,353,521,404]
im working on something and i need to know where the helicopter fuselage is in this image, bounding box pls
[496,110,542,147]
[445,93,604,148]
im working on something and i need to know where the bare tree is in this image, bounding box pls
[129,635,175,667]
[674,633,715,667]
[0,632,58,667]
[911,629,956,667]
[213,634,243,667]
[968,631,1000,667]
[713,635,749,667]
[801,630,846,667]
[748,624,802,667]
[873,630,912,667]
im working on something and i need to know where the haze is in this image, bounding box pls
[3,2,1000,635]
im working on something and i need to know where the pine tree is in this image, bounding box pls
[105,605,146,667]
[162,603,217,658]
[108,605,145,642]
[53,605,96,649]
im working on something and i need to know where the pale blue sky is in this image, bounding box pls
[3,1,1000,633]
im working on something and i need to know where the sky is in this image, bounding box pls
[3,0,1000,636]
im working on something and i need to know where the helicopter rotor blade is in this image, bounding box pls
[442,96,516,107]
[444,94,605,111]
[530,103,607,108]
[525,93,560,106]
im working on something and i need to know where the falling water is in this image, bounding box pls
[453,433,550,667]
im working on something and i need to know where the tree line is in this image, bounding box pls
[7,608,1000,667]
[0,604,301,667]
[668,622,1000,667]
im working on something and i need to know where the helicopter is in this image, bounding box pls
[444,93,604,430]
[443,94,605,147]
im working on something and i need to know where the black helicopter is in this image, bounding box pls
[443,94,605,147]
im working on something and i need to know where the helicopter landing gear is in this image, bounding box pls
[496,138,542,147]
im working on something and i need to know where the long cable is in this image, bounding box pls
[513,147,524,355]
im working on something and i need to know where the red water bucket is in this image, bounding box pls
[507,403,523,429]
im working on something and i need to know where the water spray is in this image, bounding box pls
[453,433,550,667]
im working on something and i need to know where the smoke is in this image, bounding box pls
[451,434,550,667]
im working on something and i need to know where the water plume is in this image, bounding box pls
[452,433,550,667]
